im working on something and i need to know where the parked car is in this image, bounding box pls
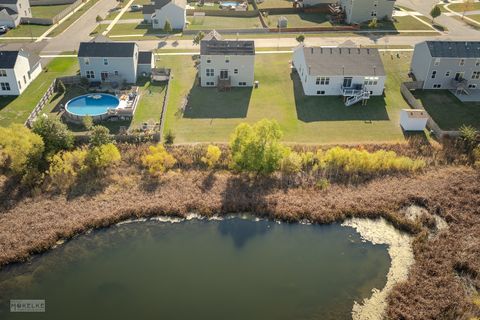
[130,4,143,11]
[0,26,8,34]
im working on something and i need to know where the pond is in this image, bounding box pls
[0,217,391,320]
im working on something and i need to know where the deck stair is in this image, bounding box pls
[342,85,371,106]
[451,78,470,96]
[328,3,345,23]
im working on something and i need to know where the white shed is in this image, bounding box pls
[400,109,429,131]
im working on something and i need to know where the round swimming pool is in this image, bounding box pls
[65,94,120,117]
[220,1,239,7]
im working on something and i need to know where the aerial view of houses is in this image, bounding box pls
[0,0,479,319]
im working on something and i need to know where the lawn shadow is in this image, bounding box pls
[291,72,390,122]
[183,82,252,119]
[0,96,16,113]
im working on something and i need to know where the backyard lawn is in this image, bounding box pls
[31,4,71,19]
[188,16,263,30]
[257,0,295,9]
[0,24,50,37]
[265,13,332,28]
[0,57,79,127]
[362,16,434,31]
[412,91,480,131]
[161,52,412,144]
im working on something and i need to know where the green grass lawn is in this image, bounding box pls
[362,16,434,31]
[468,14,480,23]
[48,0,100,37]
[412,91,480,131]
[131,80,168,128]
[188,16,263,30]
[448,2,480,12]
[0,58,79,127]
[257,0,295,9]
[105,8,144,20]
[161,52,412,144]
[108,23,158,35]
[265,13,332,28]
[31,4,71,19]
[0,24,50,37]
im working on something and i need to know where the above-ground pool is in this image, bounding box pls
[65,94,120,117]
[220,1,239,7]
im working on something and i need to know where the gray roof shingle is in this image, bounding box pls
[301,46,385,77]
[78,42,136,58]
[0,0,19,4]
[0,50,18,68]
[200,35,255,56]
[425,41,480,58]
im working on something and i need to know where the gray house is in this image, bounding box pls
[78,38,153,84]
[411,41,480,97]
[0,0,31,28]
[340,0,396,24]
[199,30,255,88]
[143,0,186,30]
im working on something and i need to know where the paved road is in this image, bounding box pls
[41,0,118,54]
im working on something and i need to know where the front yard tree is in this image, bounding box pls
[164,20,172,33]
[230,119,289,174]
[430,5,441,22]
[89,125,112,147]
[32,115,74,160]
[193,31,205,45]
[295,34,305,44]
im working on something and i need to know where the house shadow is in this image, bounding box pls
[291,71,390,122]
[183,82,252,119]
[0,96,16,113]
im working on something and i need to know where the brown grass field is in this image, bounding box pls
[0,141,479,319]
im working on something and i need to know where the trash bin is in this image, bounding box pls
[254,80,259,88]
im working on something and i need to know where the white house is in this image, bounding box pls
[340,0,396,24]
[78,38,154,84]
[400,109,428,131]
[0,0,31,28]
[0,49,42,96]
[146,0,186,30]
[410,41,480,97]
[138,51,154,76]
[292,45,386,106]
[199,30,255,88]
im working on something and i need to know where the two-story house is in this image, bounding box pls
[199,30,255,88]
[78,39,154,84]
[144,0,186,30]
[0,0,32,28]
[292,45,386,106]
[0,49,42,96]
[340,0,396,24]
[411,41,480,97]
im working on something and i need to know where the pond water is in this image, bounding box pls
[0,217,391,320]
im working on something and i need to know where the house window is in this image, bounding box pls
[431,71,437,79]
[153,19,158,24]
[476,59,480,67]
[206,68,214,77]
[114,71,119,76]
[433,84,442,88]
[206,81,214,86]
[468,84,477,89]
[234,69,238,74]
[0,70,6,77]
[103,58,109,65]
[459,59,465,66]
[86,70,95,79]
[0,82,10,91]
[238,82,246,86]
[28,71,31,80]
[445,71,450,77]
[434,58,441,66]
[225,56,230,63]
[23,75,26,84]
[316,77,320,85]
[84,58,90,65]
[316,90,325,95]
[371,10,377,17]
[472,71,480,79]
[364,77,379,86]
[317,77,329,85]
[18,81,21,90]
[207,56,211,63]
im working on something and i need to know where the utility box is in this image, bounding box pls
[400,109,429,131]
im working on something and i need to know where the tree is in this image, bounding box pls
[0,124,44,175]
[48,148,88,189]
[201,145,222,168]
[96,15,103,23]
[280,151,302,175]
[193,31,205,45]
[32,115,74,160]
[459,125,478,153]
[430,5,441,22]
[89,125,111,147]
[230,119,289,174]
[142,144,176,175]
[368,18,378,29]
[86,143,121,169]
[295,34,305,44]
[164,20,172,33]
[164,130,175,145]
[82,115,93,131]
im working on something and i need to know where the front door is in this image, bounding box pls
[101,72,109,81]
[220,70,229,80]
[343,77,353,88]
[455,72,464,81]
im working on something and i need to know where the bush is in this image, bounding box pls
[0,124,44,175]
[459,124,478,153]
[96,15,103,22]
[89,125,111,147]
[48,148,88,189]
[32,116,73,159]
[280,151,302,175]
[474,146,480,169]
[201,145,222,169]
[86,143,121,169]
[368,18,378,28]
[295,34,305,43]
[82,116,93,131]
[230,119,289,174]
[317,147,426,175]
[164,130,175,145]
[142,144,176,175]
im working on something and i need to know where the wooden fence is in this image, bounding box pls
[400,81,460,138]
[22,0,83,25]
[24,80,57,128]
[158,70,172,142]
